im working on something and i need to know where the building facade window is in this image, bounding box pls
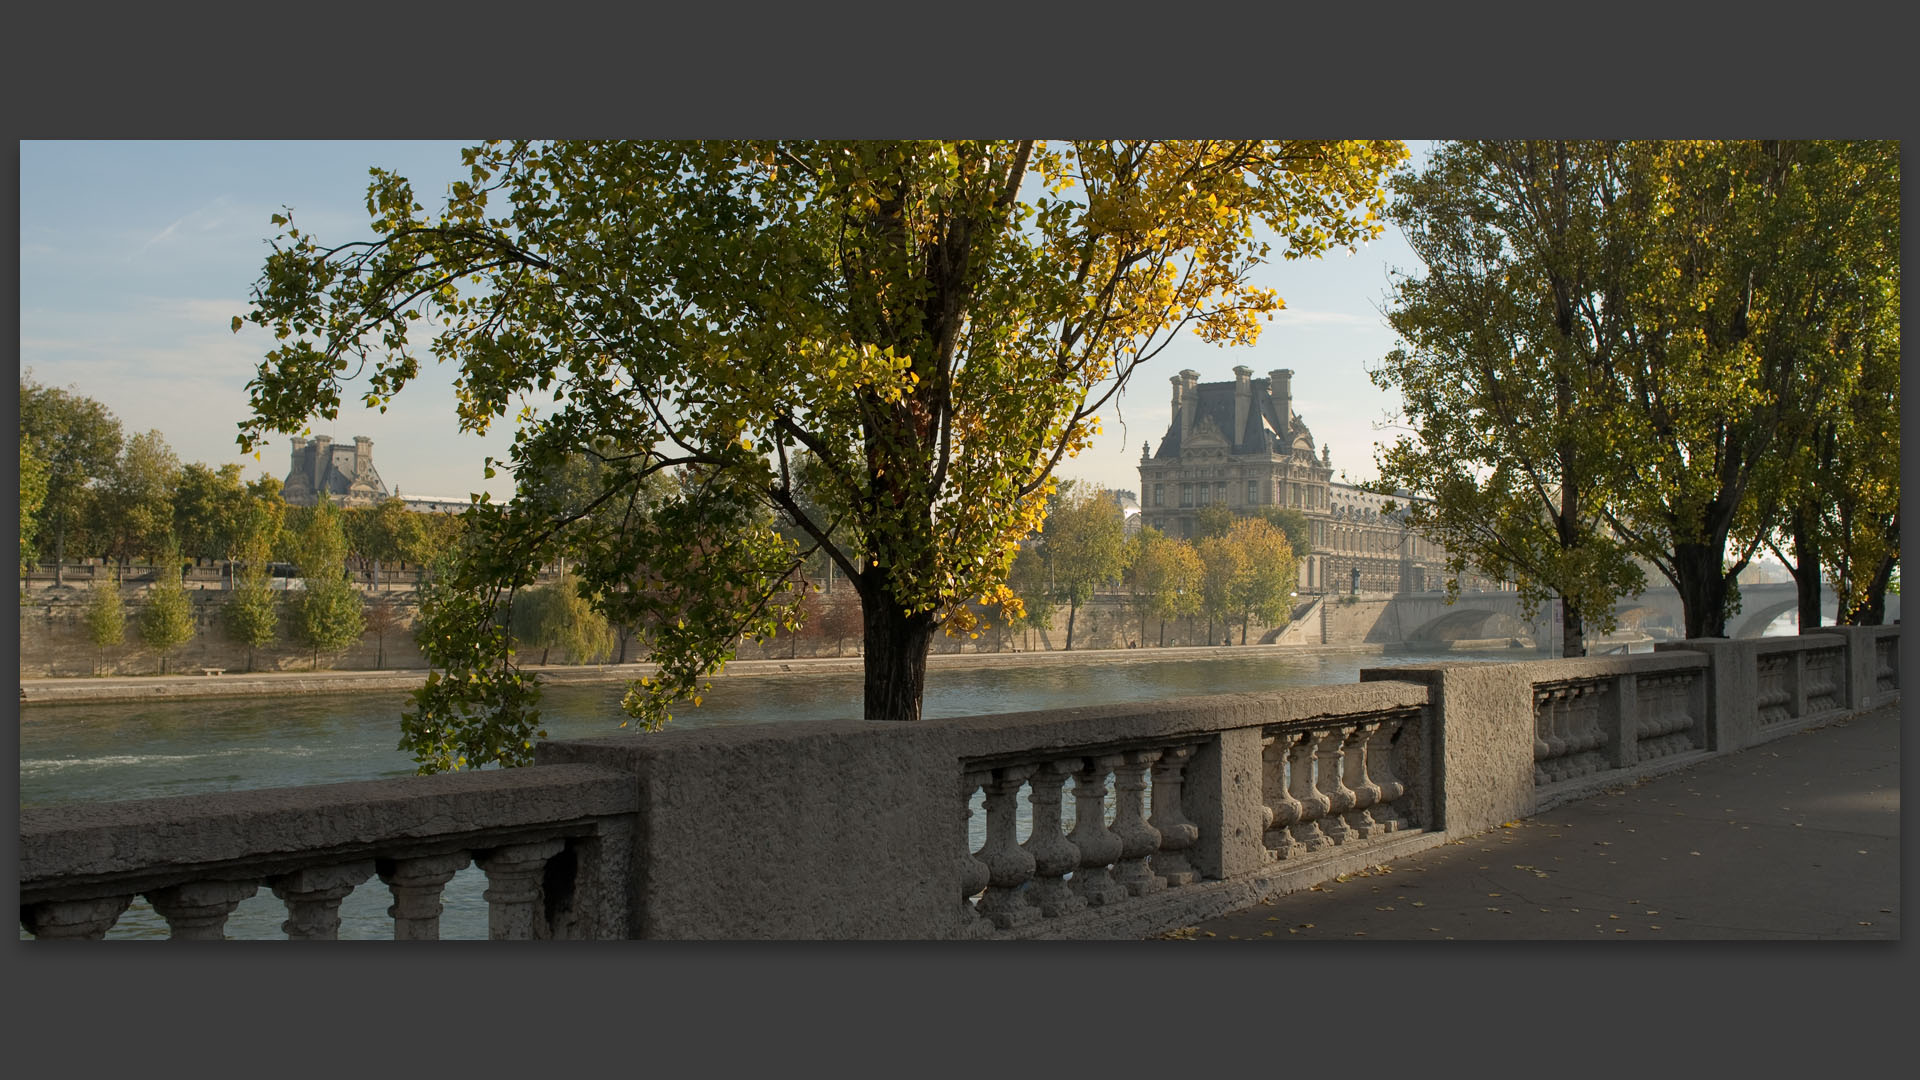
[1153,484,1164,507]
[1246,479,1258,505]
[1180,483,1193,507]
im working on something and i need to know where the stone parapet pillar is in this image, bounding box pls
[1360,663,1535,835]
[1806,626,1879,711]
[1657,639,1758,751]
[1186,729,1266,882]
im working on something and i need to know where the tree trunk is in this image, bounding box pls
[1158,618,1165,647]
[1672,542,1732,639]
[1064,602,1079,651]
[1241,613,1250,644]
[859,583,937,722]
[1787,511,1822,631]
[52,532,65,587]
[1561,599,1587,659]
[1846,552,1897,625]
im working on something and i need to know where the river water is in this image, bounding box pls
[20,646,1531,939]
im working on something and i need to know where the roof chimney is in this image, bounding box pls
[1233,366,1253,446]
[1268,368,1293,449]
[1179,369,1200,442]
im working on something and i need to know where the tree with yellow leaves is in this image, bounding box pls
[238,140,1403,770]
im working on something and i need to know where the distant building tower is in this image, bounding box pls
[281,435,390,508]
[1137,368,1499,595]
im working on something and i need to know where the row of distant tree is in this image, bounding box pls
[970,485,1307,650]
[20,374,471,583]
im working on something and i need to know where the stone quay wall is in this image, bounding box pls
[20,626,1897,940]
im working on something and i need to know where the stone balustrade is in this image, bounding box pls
[22,628,1898,940]
[1657,625,1899,753]
[1495,653,1714,803]
[20,765,637,940]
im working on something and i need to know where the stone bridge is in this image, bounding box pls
[1382,582,1898,646]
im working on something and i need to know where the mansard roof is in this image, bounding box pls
[1152,378,1312,460]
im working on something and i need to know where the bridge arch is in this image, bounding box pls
[1406,606,1534,645]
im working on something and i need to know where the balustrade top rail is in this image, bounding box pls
[21,763,636,904]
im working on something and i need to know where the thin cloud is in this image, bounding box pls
[125,196,234,263]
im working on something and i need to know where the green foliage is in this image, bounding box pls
[93,429,181,567]
[510,570,614,665]
[290,575,364,670]
[343,498,431,575]
[233,475,287,573]
[361,595,404,669]
[1373,141,1648,654]
[236,139,1403,766]
[19,432,49,572]
[1041,482,1130,650]
[1375,140,1898,644]
[1251,506,1311,557]
[223,572,280,670]
[1193,534,1246,643]
[1224,516,1298,641]
[1600,140,1899,636]
[1006,547,1054,643]
[1126,527,1202,645]
[404,545,541,772]
[83,571,126,672]
[138,544,196,673]
[287,500,363,668]
[1192,503,1236,540]
[20,375,123,576]
[172,463,249,562]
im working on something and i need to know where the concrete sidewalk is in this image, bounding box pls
[1168,700,1901,941]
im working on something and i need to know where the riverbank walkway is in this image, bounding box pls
[1168,699,1900,941]
[19,640,1419,706]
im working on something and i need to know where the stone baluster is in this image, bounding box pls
[1067,754,1128,907]
[270,861,376,940]
[1314,727,1357,845]
[1262,732,1303,860]
[146,881,260,940]
[1532,689,1554,785]
[1578,684,1608,757]
[1342,722,1382,839]
[1544,689,1570,763]
[1288,729,1332,852]
[1022,759,1086,918]
[1368,715,1407,832]
[959,771,992,930]
[1149,745,1199,886]
[976,764,1040,929]
[21,895,134,940]
[476,839,566,940]
[1110,749,1164,897]
[378,852,473,941]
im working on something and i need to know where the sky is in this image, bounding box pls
[19,140,1435,502]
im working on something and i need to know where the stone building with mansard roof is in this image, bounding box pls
[280,435,390,508]
[1137,367,1500,595]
